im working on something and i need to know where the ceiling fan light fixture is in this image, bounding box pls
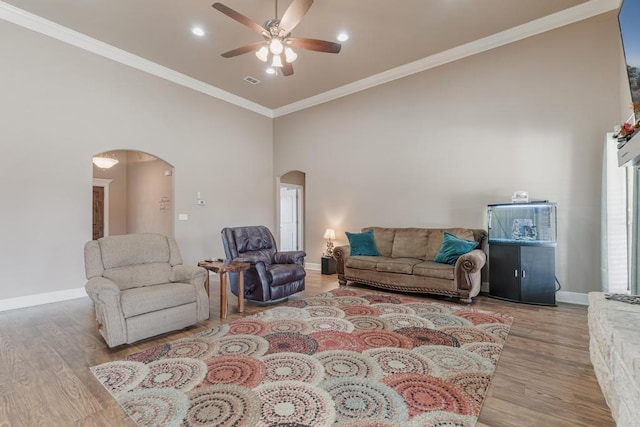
[269,38,284,55]
[284,47,297,63]
[255,46,269,62]
[271,54,283,67]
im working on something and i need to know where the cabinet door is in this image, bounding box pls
[489,245,520,301]
[520,246,555,305]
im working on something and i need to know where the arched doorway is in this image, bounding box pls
[278,171,306,251]
[92,150,174,239]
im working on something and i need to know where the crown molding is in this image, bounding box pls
[0,1,274,118]
[272,0,621,117]
[1,0,620,119]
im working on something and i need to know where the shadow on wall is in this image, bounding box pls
[92,150,174,239]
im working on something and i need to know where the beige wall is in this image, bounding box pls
[0,20,273,300]
[274,12,622,294]
[126,156,173,236]
[0,10,628,301]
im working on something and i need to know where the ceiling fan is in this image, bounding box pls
[212,0,341,76]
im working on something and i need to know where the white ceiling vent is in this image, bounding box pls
[244,76,261,85]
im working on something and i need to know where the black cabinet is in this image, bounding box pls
[489,244,556,306]
[321,256,337,275]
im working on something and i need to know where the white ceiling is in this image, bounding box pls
[0,0,620,116]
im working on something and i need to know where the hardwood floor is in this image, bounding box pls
[0,270,613,426]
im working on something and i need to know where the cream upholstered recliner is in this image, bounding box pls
[84,233,209,348]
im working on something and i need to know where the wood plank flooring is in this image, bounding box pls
[0,270,614,426]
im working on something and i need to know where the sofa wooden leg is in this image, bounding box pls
[460,296,473,305]
[338,279,347,286]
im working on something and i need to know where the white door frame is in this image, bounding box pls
[93,178,112,237]
[277,180,304,251]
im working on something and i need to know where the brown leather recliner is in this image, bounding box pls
[221,226,306,302]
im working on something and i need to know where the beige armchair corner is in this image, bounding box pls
[84,233,209,348]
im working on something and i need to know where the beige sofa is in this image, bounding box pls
[84,233,210,348]
[333,227,487,303]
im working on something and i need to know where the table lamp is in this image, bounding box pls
[323,228,336,257]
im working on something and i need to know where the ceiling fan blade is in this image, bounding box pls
[278,0,313,34]
[281,60,294,76]
[288,38,341,54]
[221,41,266,58]
[212,3,266,35]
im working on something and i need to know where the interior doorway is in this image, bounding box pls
[278,171,306,252]
[92,150,174,239]
[280,184,303,251]
[92,178,112,239]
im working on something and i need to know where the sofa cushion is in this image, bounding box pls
[346,256,385,270]
[426,228,476,261]
[346,230,380,256]
[364,227,396,257]
[121,282,196,318]
[103,263,173,290]
[376,258,422,274]
[434,232,479,265]
[391,228,429,260]
[413,261,455,280]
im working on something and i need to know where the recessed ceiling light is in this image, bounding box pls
[337,32,349,42]
[266,67,276,75]
[192,27,205,37]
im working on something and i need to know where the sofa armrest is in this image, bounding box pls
[456,249,486,274]
[275,251,306,265]
[454,249,486,292]
[333,245,351,276]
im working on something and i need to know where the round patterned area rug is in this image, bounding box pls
[91,287,512,427]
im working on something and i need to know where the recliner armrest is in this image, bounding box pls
[235,254,270,265]
[274,251,306,265]
[171,265,207,285]
[85,277,121,297]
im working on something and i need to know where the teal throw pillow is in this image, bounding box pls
[345,230,380,256]
[434,232,479,265]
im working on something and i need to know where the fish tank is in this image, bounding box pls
[487,202,557,245]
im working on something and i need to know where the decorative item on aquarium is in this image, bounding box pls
[511,219,537,240]
[512,191,528,203]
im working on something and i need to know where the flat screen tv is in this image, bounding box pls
[619,0,640,121]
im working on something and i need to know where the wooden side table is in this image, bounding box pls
[198,261,251,319]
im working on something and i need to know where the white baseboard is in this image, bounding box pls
[306,262,321,271]
[556,291,589,305]
[0,287,87,312]
[0,281,589,313]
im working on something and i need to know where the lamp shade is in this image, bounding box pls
[323,228,336,240]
